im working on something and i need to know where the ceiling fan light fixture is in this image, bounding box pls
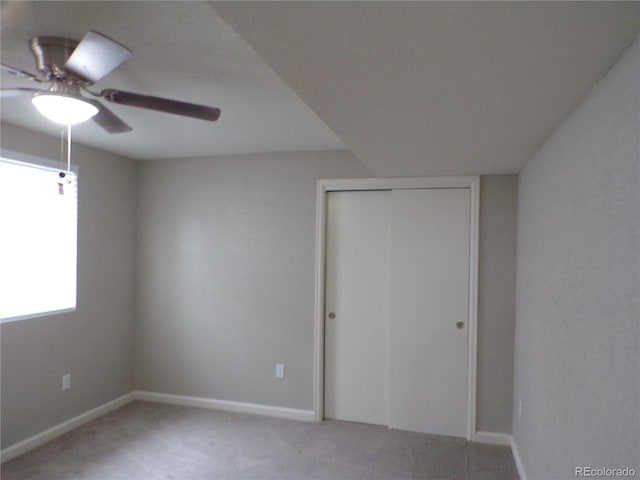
[32,93,98,125]
[4,31,221,133]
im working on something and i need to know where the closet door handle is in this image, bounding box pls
[456,321,465,329]
[328,312,336,319]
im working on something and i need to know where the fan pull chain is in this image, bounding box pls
[60,127,65,168]
[58,124,72,196]
[67,124,72,173]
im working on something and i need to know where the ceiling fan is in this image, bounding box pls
[0,31,221,133]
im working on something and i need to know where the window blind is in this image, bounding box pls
[0,157,78,322]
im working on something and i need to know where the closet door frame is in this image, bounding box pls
[313,176,480,441]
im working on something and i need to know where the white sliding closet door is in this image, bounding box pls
[389,188,470,438]
[324,187,471,438]
[324,190,391,425]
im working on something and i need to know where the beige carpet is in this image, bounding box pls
[2,401,519,480]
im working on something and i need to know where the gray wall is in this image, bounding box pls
[136,151,517,431]
[0,123,137,448]
[135,151,371,409]
[513,36,639,479]
[477,175,517,434]
[0,128,518,448]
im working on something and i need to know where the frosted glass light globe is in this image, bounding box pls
[32,94,99,125]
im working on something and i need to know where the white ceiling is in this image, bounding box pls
[2,1,639,175]
[0,1,345,160]
[213,1,640,176]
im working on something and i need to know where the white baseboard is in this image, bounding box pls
[510,436,528,480]
[0,392,135,464]
[475,432,528,480]
[133,390,315,422]
[474,431,512,446]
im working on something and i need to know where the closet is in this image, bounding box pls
[322,182,475,439]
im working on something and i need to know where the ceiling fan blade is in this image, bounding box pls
[65,31,132,83]
[1,64,39,81]
[0,87,45,98]
[85,99,133,133]
[100,89,221,122]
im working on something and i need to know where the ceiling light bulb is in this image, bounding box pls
[32,93,99,125]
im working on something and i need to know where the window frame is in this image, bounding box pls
[0,149,79,323]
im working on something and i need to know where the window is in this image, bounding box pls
[0,153,78,322]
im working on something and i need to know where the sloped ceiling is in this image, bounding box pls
[213,1,640,176]
[2,2,639,175]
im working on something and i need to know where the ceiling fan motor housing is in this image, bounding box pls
[30,36,83,82]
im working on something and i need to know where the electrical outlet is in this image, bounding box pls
[275,364,285,379]
[518,400,523,420]
[62,374,71,391]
